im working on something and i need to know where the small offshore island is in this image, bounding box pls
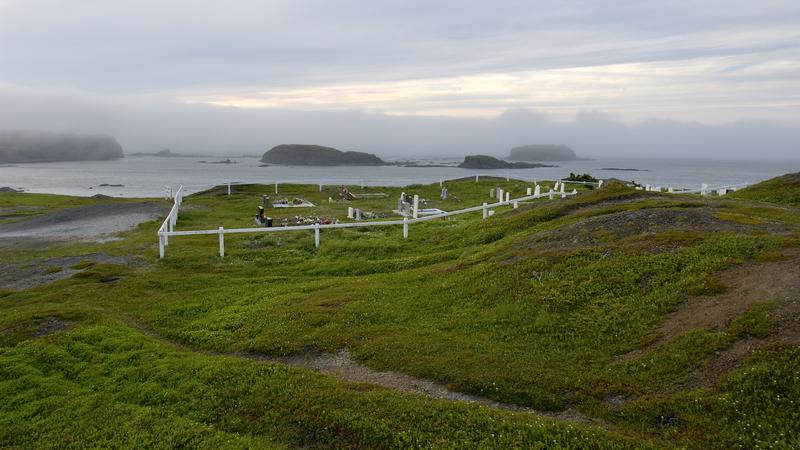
[458,154,554,169]
[261,144,385,166]
[0,131,123,163]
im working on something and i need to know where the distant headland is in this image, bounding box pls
[0,131,124,164]
[261,144,385,166]
[508,144,580,161]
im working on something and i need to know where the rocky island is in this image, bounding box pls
[458,154,553,169]
[0,131,124,163]
[261,144,385,166]
[508,144,578,161]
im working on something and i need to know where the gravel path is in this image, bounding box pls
[0,201,167,243]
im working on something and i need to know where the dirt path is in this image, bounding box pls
[241,348,601,425]
[109,314,601,425]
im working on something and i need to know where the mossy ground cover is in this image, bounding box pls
[1,175,799,448]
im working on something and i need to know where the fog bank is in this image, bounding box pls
[0,86,797,161]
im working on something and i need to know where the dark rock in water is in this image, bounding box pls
[128,149,198,157]
[261,144,385,166]
[0,131,124,163]
[198,159,237,164]
[458,155,553,169]
[601,167,649,172]
[0,186,23,193]
[98,183,124,187]
[259,164,270,167]
[508,144,578,161]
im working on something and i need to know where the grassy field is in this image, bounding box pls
[2,175,799,448]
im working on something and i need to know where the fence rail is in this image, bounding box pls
[157,185,183,258]
[157,186,578,258]
[156,177,750,258]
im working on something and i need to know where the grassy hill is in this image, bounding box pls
[1,176,799,448]
[728,172,800,206]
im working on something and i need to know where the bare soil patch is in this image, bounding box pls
[532,207,771,252]
[0,253,145,290]
[621,248,800,386]
[32,316,75,337]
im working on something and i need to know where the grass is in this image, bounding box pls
[1,175,799,448]
[727,172,800,206]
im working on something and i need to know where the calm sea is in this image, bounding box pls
[1,156,798,198]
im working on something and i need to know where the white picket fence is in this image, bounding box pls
[636,182,749,195]
[157,185,183,258]
[156,177,749,258]
[157,185,579,258]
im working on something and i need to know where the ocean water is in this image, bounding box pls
[1,156,797,198]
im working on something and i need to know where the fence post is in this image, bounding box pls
[513,201,518,209]
[560,182,566,193]
[475,175,479,183]
[482,202,488,219]
[159,233,165,258]
[527,187,532,196]
[505,192,510,203]
[218,227,225,257]
[319,184,323,192]
[227,183,231,196]
[534,185,541,196]
[549,189,554,200]
[314,224,320,247]
[275,182,278,194]
[498,188,503,202]
[403,217,409,239]
[413,195,419,219]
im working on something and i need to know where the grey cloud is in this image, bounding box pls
[1,0,798,91]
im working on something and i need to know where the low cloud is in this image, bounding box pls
[0,85,796,161]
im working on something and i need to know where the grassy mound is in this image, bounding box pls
[728,172,800,206]
[1,176,799,448]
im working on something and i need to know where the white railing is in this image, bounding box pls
[636,182,749,196]
[157,185,183,258]
[157,187,578,258]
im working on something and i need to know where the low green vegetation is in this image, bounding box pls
[565,172,599,185]
[1,174,799,448]
[728,172,800,206]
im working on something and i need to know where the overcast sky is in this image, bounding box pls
[1,0,798,159]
